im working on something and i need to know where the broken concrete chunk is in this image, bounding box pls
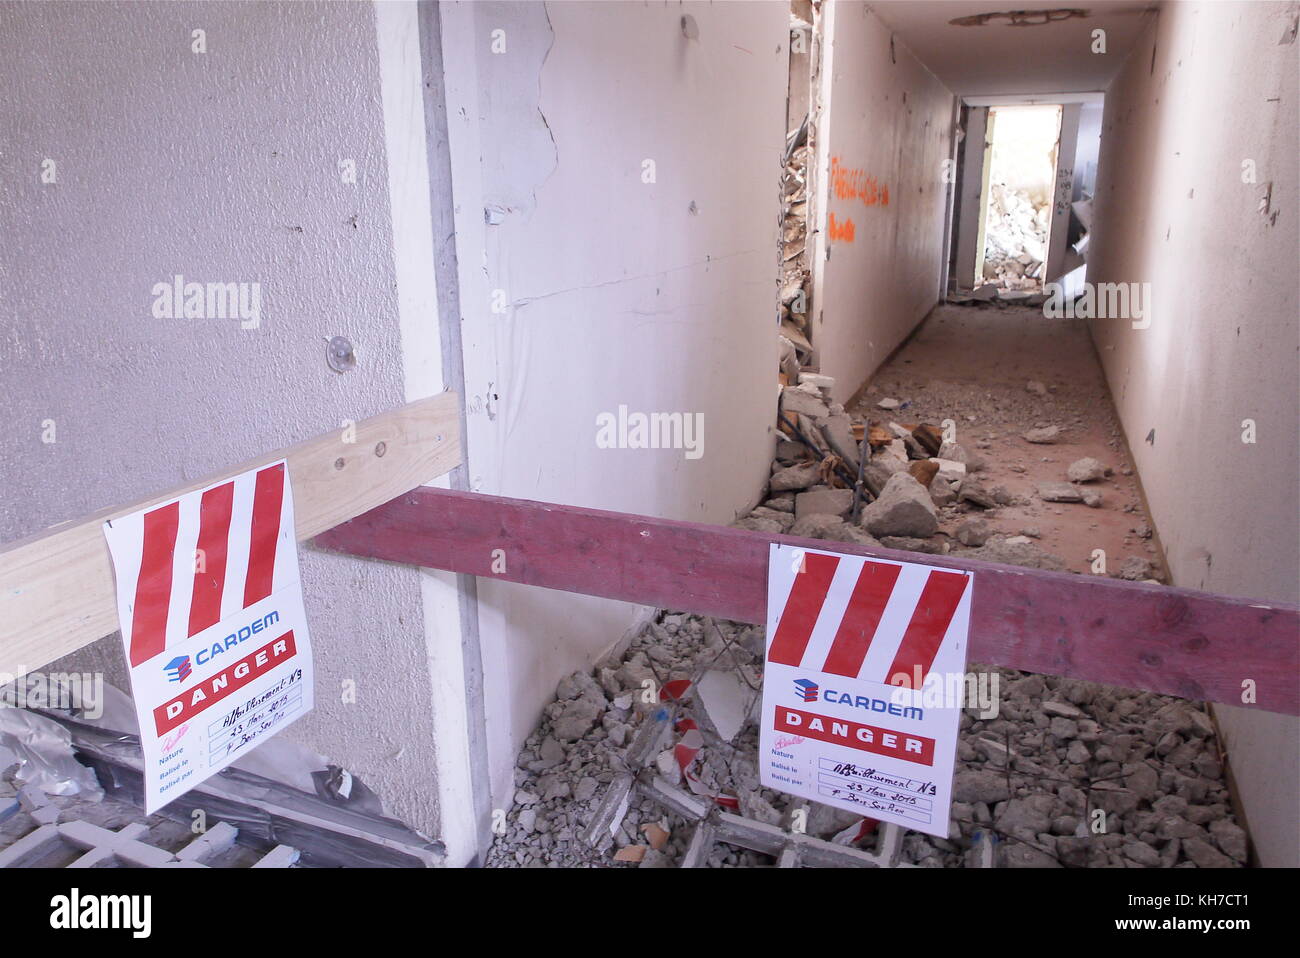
[1026,380,1048,396]
[955,518,991,547]
[1067,457,1106,482]
[769,462,820,492]
[794,487,854,519]
[789,513,850,539]
[1119,556,1155,580]
[1023,425,1061,444]
[954,535,1066,571]
[775,439,806,463]
[819,523,884,549]
[876,397,901,410]
[959,478,998,508]
[1043,700,1087,719]
[880,535,945,554]
[932,457,967,483]
[1038,481,1084,503]
[733,515,786,534]
[929,477,959,507]
[818,414,860,470]
[798,372,834,391]
[858,473,938,538]
[780,385,829,420]
[952,769,1011,804]
[552,696,603,742]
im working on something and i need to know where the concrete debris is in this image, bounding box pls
[938,441,982,473]
[489,604,1244,869]
[982,183,1049,292]
[794,487,854,519]
[859,474,939,538]
[1119,556,1155,581]
[818,414,861,470]
[952,534,1067,571]
[780,384,829,420]
[958,479,998,509]
[955,517,991,546]
[880,535,946,555]
[1023,425,1061,444]
[798,372,834,392]
[1038,481,1083,503]
[769,462,820,492]
[1067,457,1107,482]
[877,397,901,410]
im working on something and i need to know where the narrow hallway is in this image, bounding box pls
[848,303,1165,580]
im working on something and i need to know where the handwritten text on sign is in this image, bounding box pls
[103,461,315,812]
[759,544,971,838]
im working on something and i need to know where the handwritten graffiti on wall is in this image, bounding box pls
[831,157,890,207]
[828,212,856,243]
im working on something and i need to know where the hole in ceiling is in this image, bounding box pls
[950,8,1089,28]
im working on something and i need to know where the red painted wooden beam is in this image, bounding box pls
[313,488,1300,715]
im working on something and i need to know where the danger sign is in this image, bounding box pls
[759,543,972,838]
[103,461,314,812]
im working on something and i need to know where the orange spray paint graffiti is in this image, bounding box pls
[828,212,856,243]
[830,157,890,207]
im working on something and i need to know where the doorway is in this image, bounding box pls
[973,104,1062,293]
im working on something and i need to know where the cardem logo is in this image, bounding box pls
[163,655,191,683]
[793,678,819,702]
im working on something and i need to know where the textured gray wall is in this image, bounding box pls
[0,0,441,836]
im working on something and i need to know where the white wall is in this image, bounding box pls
[0,0,447,838]
[1089,0,1299,865]
[811,1,954,402]
[439,0,787,810]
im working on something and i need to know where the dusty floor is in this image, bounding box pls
[849,303,1165,578]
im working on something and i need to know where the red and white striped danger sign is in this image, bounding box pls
[103,460,313,813]
[759,544,972,839]
[768,550,971,689]
[111,462,293,668]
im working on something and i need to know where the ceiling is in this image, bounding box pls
[868,1,1157,97]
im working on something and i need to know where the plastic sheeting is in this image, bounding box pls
[0,708,104,800]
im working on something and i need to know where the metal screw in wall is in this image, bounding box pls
[327,336,356,373]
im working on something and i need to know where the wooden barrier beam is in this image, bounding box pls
[0,393,461,678]
[315,487,1300,715]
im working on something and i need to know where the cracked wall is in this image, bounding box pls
[439,0,789,811]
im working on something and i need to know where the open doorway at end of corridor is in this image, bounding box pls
[975,104,1061,293]
[950,97,1101,304]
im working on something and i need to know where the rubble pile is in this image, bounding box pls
[982,183,1050,292]
[756,376,1157,576]
[486,365,1244,868]
[778,119,812,377]
[487,608,1246,868]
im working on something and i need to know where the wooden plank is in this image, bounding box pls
[0,393,461,679]
[314,487,1300,715]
